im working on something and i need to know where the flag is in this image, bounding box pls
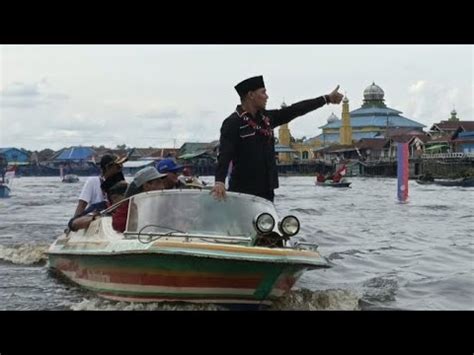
[397,143,409,202]
[4,165,16,184]
[4,170,15,184]
[336,164,347,176]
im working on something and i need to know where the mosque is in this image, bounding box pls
[276,82,426,163]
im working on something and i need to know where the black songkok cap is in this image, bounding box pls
[234,75,265,98]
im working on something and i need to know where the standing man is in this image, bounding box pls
[211,75,343,202]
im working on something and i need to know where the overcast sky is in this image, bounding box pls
[0,45,472,151]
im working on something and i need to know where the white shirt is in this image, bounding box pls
[78,176,105,208]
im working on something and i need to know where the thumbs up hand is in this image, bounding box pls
[328,85,343,104]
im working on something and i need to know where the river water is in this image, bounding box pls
[0,176,472,310]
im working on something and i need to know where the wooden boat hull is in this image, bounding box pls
[316,181,351,188]
[48,229,328,306]
[48,250,313,306]
[48,190,329,307]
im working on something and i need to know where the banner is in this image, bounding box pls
[397,143,409,202]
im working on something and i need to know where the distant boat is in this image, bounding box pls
[316,181,352,188]
[0,184,10,198]
[0,166,14,198]
[416,177,474,187]
[315,164,351,188]
[62,174,80,183]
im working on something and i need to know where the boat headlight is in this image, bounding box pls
[253,213,275,234]
[279,215,300,237]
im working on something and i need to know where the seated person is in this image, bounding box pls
[68,181,128,232]
[112,167,168,233]
[71,154,126,219]
[67,152,126,231]
[180,167,207,188]
[157,158,185,189]
[107,180,129,205]
[316,173,326,183]
[158,160,206,189]
[332,165,347,183]
[332,173,342,183]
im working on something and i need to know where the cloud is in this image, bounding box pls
[1,98,44,108]
[1,82,41,97]
[408,80,426,93]
[0,80,69,109]
[137,109,182,120]
[403,80,466,125]
[45,93,69,101]
[2,45,471,151]
[48,113,106,132]
[198,109,216,118]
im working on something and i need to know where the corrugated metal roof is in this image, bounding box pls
[0,147,27,154]
[350,106,402,116]
[275,144,296,152]
[356,138,388,150]
[55,147,95,161]
[431,121,474,130]
[178,151,209,160]
[180,142,212,155]
[457,131,474,138]
[320,115,425,129]
[123,160,155,168]
[312,131,379,143]
[313,133,340,143]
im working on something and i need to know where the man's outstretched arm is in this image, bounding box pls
[269,85,343,127]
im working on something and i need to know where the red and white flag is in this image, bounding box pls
[336,165,347,176]
[4,166,16,184]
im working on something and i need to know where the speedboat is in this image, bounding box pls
[47,189,329,308]
[62,174,80,183]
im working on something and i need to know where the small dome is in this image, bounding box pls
[363,82,385,101]
[327,113,339,123]
[343,96,349,103]
[451,108,457,116]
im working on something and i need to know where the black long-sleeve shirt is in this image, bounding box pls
[215,97,327,197]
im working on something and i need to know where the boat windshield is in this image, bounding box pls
[126,189,278,238]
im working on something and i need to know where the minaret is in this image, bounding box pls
[340,95,352,145]
[278,101,291,146]
[448,107,459,122]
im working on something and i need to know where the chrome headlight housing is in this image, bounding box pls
[253,213,275,234]
[279,215,300,237]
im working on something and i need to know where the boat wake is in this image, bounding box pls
[68,288,361,311]
[70,298,228,311]
[0,243,49,265]
[270,288,361,310]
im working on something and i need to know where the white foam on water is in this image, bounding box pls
[70,298,226,311]
[68,289,361,311]
[271,288,362,310]
[0,243,49,265]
